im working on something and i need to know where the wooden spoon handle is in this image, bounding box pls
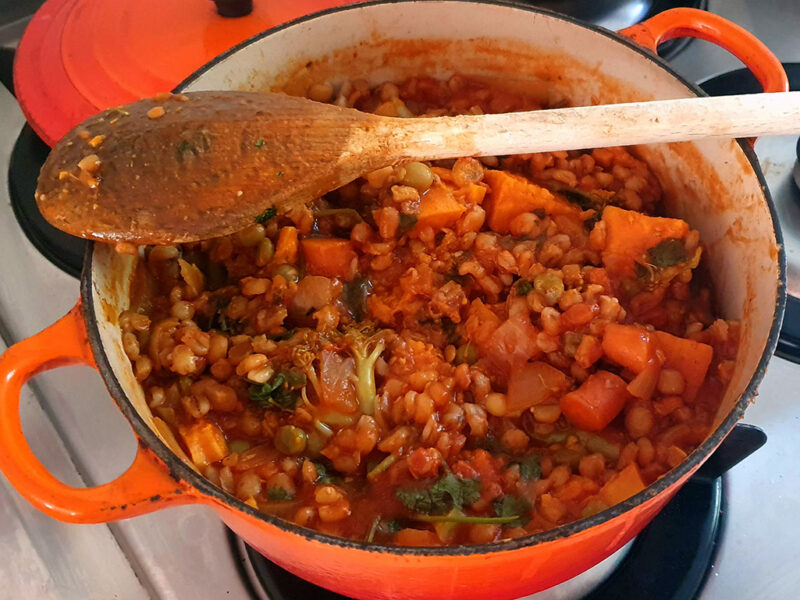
[399,92,800,159]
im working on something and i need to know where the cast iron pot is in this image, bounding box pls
[0,2,788,599]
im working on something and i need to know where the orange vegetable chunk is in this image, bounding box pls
[483,170,578,233]
[602,323,653,373]
[273,225,300,265]
[601,205,689,279]
[561,370,630,431]
[654,330,713,402]
[416,183,465,230]
[600,463,646,505]
[179,421,229,468]
[507,361,568,413]
[301,237,357,281]
[602,324,713,402]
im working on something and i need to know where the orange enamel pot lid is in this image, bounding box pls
[13,0,352,147]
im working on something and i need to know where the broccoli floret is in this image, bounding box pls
[345,328,388,415]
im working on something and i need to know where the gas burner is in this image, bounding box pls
[8,123,85,277]
[231,477,723,600]
[524,0,707,59]
[700,64,800,363]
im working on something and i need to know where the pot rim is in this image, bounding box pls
[81,0,787,557]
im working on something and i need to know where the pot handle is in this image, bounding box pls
[620,8,788,94]
[0,302,203,523]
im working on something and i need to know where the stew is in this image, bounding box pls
[120,75,738,546]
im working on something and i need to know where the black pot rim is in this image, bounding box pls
[81,0,786,558]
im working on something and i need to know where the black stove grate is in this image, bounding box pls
[524,0,707,60]
[699,64,800,364]
[230,476,724,600]
[8,124,86,278]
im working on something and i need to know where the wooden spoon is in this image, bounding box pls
[36,90,800,245]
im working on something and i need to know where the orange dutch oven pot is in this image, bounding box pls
[0,2,788,599]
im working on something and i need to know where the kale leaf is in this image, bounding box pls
[493,495,532,527]
[255,207,278,224]
[248,370,306,411]
[267,486,294,501]
[342,276,371,322]
[647,238,687,268]
[396,472,481,515]
[518,454,542,482]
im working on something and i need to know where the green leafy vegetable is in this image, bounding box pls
[255,207,278,224]
[558,188,596,211]
[248,370,306,411]
[255,138,265,148]
[267,486,294,501]
[398,213,418,234]
[516,280,534,296]
[312,461,335,484]
[647,238,687,268]
[493,495,532,527]
[342,276,371,322]
[384,519,403,534]
[277,171,284,178]
[518,455,542,482]
[209,297,244,335]
[396,472,481,515]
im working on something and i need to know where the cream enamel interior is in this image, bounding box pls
[90,1,780,480]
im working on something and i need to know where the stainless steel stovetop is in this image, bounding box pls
[1,1,799,599]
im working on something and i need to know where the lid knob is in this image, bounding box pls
[213,0,253,17]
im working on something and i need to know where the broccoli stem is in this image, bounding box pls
[351,339,385,415]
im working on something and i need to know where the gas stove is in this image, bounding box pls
[1,1,799,599]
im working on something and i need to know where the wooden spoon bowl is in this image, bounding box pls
[36,90,800,245]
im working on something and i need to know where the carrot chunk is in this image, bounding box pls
[483,170,578,233]
[602,323,653,373]
[301,237,357,281]
[416,183,465,230]
[560,370,630,431]
[601,205,689,279]
[600,463,646,505]
[560,302,599,331]
[654,330,713,402]
[602,324,712,402]
[507,361,568,413]
[273,226,299,265]
[179,421,229,468]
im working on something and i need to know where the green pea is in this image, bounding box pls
[455,343,478,365]
[274,425,307,455]
[274,264,299,283]
[402,162,434,191]
[534,272,565,305]
[257,238,274,265]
